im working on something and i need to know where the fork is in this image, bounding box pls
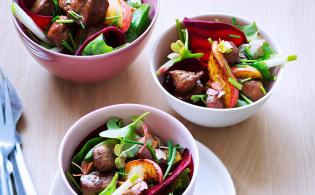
[0,76,16,195]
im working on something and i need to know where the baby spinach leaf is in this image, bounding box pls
[71,137,104,170]
[83,34,113,56]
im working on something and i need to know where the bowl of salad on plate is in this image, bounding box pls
[151,13,297,127]
[11,0,159,83]
[58,104,199,195]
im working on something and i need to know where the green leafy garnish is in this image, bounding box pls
[176,19,185,42]
[228,77,243,90]
[83,34,113,56]
[261,42,274,60]
[71,137,103,172]
[236,99,248,107]
[191,95,207,104]
[146,143,159,163]
[99,173,119,195]
[169,168,191,195]
[240,93,253,104]
[107,117,123,130]
[232,18,258,41]
[156,29,203,76]
[163,146,177,180]
[250,61,271,80]
[65,171,81,193]
[127,0,142,8]
[99,112,149,138]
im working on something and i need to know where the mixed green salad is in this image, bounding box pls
[67,112,193,195]
[12,0,151,55]
[157,17,297,109]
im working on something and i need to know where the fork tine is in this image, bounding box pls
[3,78,13,127]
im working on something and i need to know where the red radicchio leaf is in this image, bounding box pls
[75,26,126,56]
[18,0,52,30]
[183,17,247,64]
[144,149,192,195]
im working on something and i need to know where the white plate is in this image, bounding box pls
[49,141,236,195]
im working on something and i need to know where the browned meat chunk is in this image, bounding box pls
[59,0,109,26]
[81,171,115,195]
[169,70,204,93]
[92,144,115,172]
[206,95,224,109]
[47,16,70,48]
[241,80,265,101]
[31,0,54,16]
[223,42,239,65]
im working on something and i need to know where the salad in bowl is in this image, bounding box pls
[156,17,297,109]
[59,104,198,195]
[12,0,152,56]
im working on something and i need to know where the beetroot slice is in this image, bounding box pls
[144,149,192,195]
[75,26,126,56]
[18,0,52,30]
[183,17,247,64]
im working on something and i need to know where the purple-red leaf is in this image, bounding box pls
[18,0,52,30]
[144,149,192,195]
[75,26,125,56]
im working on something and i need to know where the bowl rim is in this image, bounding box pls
[11,0,160,59]
[58,103,200,195]
[150,12,284,112]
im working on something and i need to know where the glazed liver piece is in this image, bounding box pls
[92,144,116,172]
[206,95,224,109]
[31,0,54,16]
[241,80,265,101]
[169,70,204,93]
[81,171,115,195]
[59,0,109,26]
[47,16,70,48]
[223,42,239,65]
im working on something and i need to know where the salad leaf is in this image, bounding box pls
[169,168,191,195]
[71,137,104,171]
[66,171,82,193]
[156,29,203,76]
[127,0,142,8]
[99,173,119,195]
[126,3,151,42]
[261,42,274,60]
[99,112,149,138]
[83,34,113,56]
[236,99,248,107]
[107,117,123,130]
[191,95,207,104]
[232,18,258,41]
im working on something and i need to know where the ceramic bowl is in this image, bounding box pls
[151,13,283,127]
[12,0,159,83]
[58,104,199,194]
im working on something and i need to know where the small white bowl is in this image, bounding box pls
[150,13,283,127]
[58,104,199,194]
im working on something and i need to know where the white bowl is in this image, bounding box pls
[150,13,283,127]
[58,104,199,194]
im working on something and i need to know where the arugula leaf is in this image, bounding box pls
[191,95,207,104]
[261,42,274,60]
[99,112,149,138]
[107,117,123,130]
[99,173,119,195]
[83,34,113,56]
[169,168,191,195]
[156,29,203,76]
[231,18,258,41]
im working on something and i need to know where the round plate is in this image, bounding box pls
[49,141,236,195]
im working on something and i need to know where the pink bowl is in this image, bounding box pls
[11,0,159,83]
[58,104,199,194]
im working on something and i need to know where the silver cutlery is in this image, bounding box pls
[0,75,16,195]
[0,69,37,195]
